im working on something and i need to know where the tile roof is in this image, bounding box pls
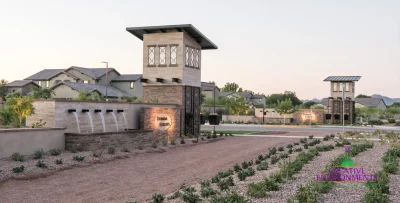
[201,82,220,91]
[250,94,266,99]
[323,76,361,82]
[355,98,387,108]
[5,80,39,87]
[68,66,120,79]
[53,81,131,98]
[25,69,66,80]
[111,74,142,82]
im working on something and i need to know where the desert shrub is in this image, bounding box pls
[108,146,116,154]
[245,167,255,176]
[121,146,130,152]
[209,192,247,203]
[265,153,271,159]
[263,177,280,191]
[152,193,164,203]
[288,148,293,154]
[49,148,61,156]
[383,160,399,174]
[368,120,384,125]
[11,153,24,162]
[212,134,217,139]
[247,182,268,198]
[233,163,242,172]
[238,170,247,181]
[220,132,223,137]
[311,181,335,194]
[293,142,299,146]
[395,121,400,126]
[217,170,233,179]
[92,150,103,157]
[323,135,329,141]
[33,148,44,159]
[191,139,198,144]
[269,147,277,155]
[330,134,335,139]
[181,186,201,203]
[294,148,303,152]
[309,135,314,139]
[69,145,78,153]
[217,176,234,190]
[200,186,217,198]
[12,165,24,173]
[256,161,268,171]
[270,156,279,164]
[388,118,396,123]
[286,144,293,149]
[255,159,261,165]
[270,172,284,183]
[161,137,168,146]
[278,146,284,151]
[300,138,307,144]
[36,160,47,168]
[73,155,85,162]
[242,161,249,169]
[152,141,159,148]
[308,141,315,147]
[55,159,63,165]
[181,139,186,144]
[248,160,253,166]
[303,143,309,149]
[288,184,317,203]
[258,154,264,161]
[363,188,389,203]
[280,153,289,159]
[167,191,181,200]
[211,175,220,183]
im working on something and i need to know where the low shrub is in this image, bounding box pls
[300,138,307,144]
[256,161,268,171]
[233,163,242,172]
[167,191,181,200]
[309,135,314,139]
[12,165,24,173]
[278,146,284,151]
[395,121,400,126]
[255,159,261,165]
[209,192,247,203]
[288,183,317,203]
[368,120,384,125]
[36,160,47,168]
[238,170,247,181]
[293,142,299,146]
[294,148,303,152]
[181,186,201,203]
[217,176,234,190]
[245,167,255,176]
[286,144,293,149]
[121,146,130,152]
[217,170,233,179]
[152,193,164,203]
[363,188,389,203]
[388,118,396,123]
[269,147,277,155]
[269,172,284,183]
[200,186,217,198]
[383,161,399,174]
[181,139,186,144]
[220,132,223,137]
[69,145,78,153]
[92,150,103,157]
[270,156,280,164]
[330,134,335,139]
[265,153,271,159]
[303,143,309,149]
[242,161,249,169]
[33,148,44,159]
[108,146,116,154]
[49,148,61,156]
[263,177,280,191]
[247,182,268,198]
[211,175,220,183]
[280,153,289,159]
[229,133,233,136]
[73,155,85,162]
[11,153,24,162]
[212,134,218,139]
[55,159,63,165]
[288,148,293,154]
[258,154,264,161]
[323,135,330,141]
[191,139,198,144]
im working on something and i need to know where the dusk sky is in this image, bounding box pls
[1,0,399,99]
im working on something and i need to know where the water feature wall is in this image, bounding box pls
[27,100,178,134]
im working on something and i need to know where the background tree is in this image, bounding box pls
[200,92,206,105]
[238,87,243,92]
[76,91,105,101]
[0,107,16,126]
[265,92,302,107]
[390,102,400,108]
[221,82,240,92]
[356,94,371,98]
[0,79,8,101]
[275,98,296,124]
[226,96,248,115]
[303,101,317,109]
[6,96,35,127]
[31,87,55,99]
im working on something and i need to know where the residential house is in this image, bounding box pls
[220,91,266,106]
[51,81,131,99]
[111,74,143,98]
[201,82,220,100]
[5,80,40,95]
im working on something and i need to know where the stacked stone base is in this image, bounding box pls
[65,130,153,151]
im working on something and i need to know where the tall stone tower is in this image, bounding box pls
[126,24,217,136]
[323,76,361,124]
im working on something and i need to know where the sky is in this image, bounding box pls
[0,0,399,99]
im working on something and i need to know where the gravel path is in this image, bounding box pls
[318,143,389,203]
[0,136,297,203]
[250,144,344,203]
[389,169,400,202]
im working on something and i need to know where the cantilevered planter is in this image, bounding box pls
[334,114,340,120]
[325,114,332,120]
[208,113,220,125]
[344,114,349,120]
[200,114,206,125]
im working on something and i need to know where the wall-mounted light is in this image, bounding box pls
[156,78,164,83]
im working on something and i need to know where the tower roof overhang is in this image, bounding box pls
[323,76,362,82]
[126,24,218,50]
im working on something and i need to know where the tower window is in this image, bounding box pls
[170,45,177,65]
[159,46,166,65]
[148,46,155,66]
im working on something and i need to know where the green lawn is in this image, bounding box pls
[200,130,255,135]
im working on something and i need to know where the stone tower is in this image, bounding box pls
[323,76,361,124]
[126,24,217,136]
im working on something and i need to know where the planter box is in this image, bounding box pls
[334,114,340,120]
[325,114,332,120]
[208,114,220,125]
[200,114,206,125]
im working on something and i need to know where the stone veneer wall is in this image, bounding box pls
[142,85,184,105]
[65,130,153,151]
[293,109,325,124]
[140,107,181,139]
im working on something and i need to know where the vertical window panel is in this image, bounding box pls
[159,46,166,65]
[170,46,177,65]
[148,46,155,65]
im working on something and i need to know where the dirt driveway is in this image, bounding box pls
[0,136,297,203]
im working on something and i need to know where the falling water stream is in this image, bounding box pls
[111,112,119,131]
[99,112,106,132]
[87,112,94,133]
[72,112,81,133]
[122,112,128,130]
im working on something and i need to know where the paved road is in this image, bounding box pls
[201,124,400,133]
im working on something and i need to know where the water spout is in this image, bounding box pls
[111,112,119,131]
[99,112,106,132]
[72,112,81,133]
[87,112,94,133]
[122,112,128,130]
